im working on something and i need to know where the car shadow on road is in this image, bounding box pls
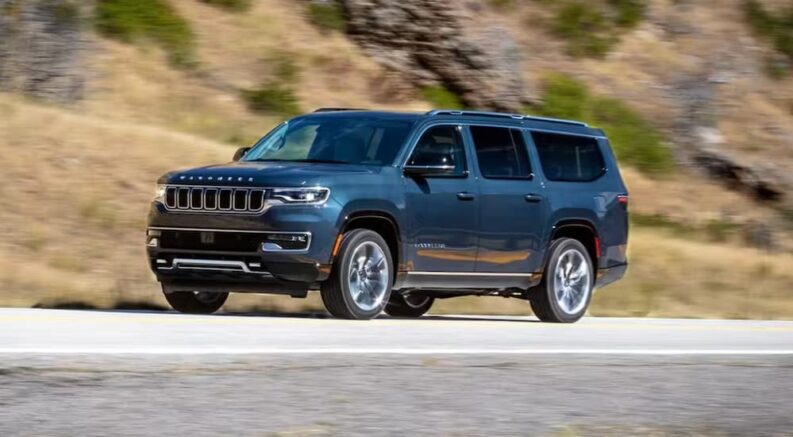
[34,304,538,324]
[218,311,539,324]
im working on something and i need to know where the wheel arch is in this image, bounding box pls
[337,211,402,272]
[549,219,600,269]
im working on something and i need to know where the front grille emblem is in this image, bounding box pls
[200,232,215,244]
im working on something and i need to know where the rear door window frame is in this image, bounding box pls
[465,124,535,181]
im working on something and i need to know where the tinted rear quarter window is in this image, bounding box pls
[531,132,605,182]
[470,126,532,179]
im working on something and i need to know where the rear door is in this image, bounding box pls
[467,125,549,274]
[402,124,479,273]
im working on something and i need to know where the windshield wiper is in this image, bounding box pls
[293,159,350,164]
[245,158,290,162]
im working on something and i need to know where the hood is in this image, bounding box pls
[159,161,378,187]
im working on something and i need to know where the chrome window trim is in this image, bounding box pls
[400,122,606,168]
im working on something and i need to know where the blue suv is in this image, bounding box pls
[147,109,629,323]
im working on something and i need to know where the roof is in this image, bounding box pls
[305,108,604,137]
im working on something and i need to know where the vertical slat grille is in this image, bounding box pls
[233,189,248,211]
[163,186,266,213]
[190,188,203,209]
[204,188,218,210]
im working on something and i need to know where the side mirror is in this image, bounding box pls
[233,147,251,162]
[403,164,456,176]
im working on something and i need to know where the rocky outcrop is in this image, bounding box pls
[668,67,789,204]
[0,0,88,103]
[340,0,532,112]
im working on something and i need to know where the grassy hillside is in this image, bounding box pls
[1,0,792,318]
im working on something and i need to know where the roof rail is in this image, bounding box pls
[523,114,588,127]
[427,109,588,127]
[426,110,524,119]
[313,107,367,113]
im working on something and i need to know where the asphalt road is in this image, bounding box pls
[2,309,793,436]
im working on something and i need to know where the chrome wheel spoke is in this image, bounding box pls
[347,241,389,312]
[552,248,591,315]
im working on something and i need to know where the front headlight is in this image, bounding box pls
[269,187,330,205]
[154,184,167,203]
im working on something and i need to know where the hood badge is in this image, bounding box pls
[178,175,254,183]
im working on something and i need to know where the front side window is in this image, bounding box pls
[407,125,467,176]
[470,126,532,179]
[243,116,415,166]
[531,132,605,182]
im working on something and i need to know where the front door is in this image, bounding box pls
[402,124,478,273]
[466,125,548,274]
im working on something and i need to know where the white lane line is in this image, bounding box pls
[1,348,793,355]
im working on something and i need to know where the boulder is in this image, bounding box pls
[340,0,533,112]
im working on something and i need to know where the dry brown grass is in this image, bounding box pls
[0,93,228,308]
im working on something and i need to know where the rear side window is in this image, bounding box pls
[531,132,605,182]
[470,126,532,179]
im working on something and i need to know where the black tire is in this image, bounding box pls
[163,289,228,314]
[320,229,394,320]
[530,238,594,323]
[385,292,434,318]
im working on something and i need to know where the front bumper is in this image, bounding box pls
[146,201,341,291]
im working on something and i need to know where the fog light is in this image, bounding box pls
[261,233,311,251]
[147,237,159,247]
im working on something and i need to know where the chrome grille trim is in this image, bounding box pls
[162,186,267,214]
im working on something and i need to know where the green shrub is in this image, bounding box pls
[631,214,743,244]
[306,1,346,33]
[270,53,301,83]
[421,85,465,109]
[552,2,615,58]
[95,0,195,68]
[590,96,674,173]
[241,52,302,117]
[743,0,793,68]
[610,0,645,28]
[487,0,517,10]
[535,73,589,120]
[242,84,301,117]
[198,0,251,11]
[535,73,674,174]
[545,0,645,58]
[50,0,81,26]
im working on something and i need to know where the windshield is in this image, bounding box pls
[243,116,416,166]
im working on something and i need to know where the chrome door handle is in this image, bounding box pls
[524,194,543,203]
[457,192,476,201]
